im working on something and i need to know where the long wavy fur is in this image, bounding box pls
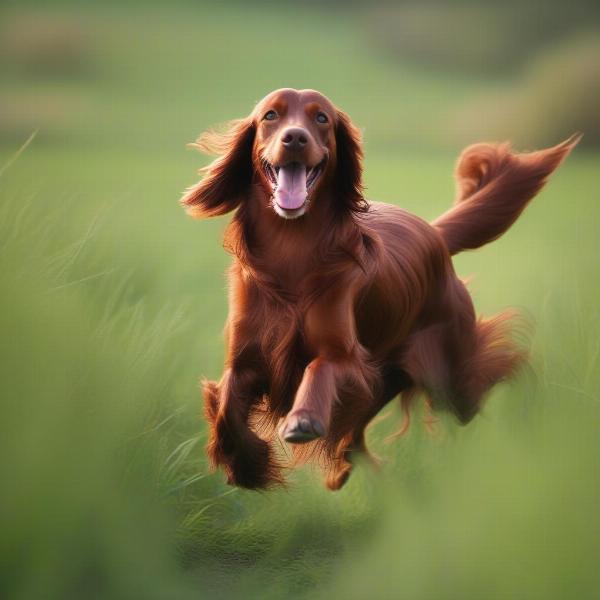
[181,93,578,490]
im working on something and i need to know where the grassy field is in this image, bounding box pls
[1,4,599,599]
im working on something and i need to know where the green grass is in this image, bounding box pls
[1,3,599,599]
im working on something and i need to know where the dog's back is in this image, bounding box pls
[356,202,451,355]
[353,137,579,425]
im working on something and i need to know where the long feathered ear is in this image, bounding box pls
[180,118,255,218]
[334,110,367,213]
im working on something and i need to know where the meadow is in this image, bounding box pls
[1,3,599,599]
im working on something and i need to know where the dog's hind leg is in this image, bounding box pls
[444,310,528,423]
[402,279,526,423]
[324,366,413,490]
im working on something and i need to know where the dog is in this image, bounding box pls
[181,88,577,490]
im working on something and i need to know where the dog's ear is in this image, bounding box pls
[181,117,256,218]
[334,110,367,213]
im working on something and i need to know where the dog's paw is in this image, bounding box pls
[279,410,325,444]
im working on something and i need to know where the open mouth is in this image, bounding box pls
[263,159,325,217]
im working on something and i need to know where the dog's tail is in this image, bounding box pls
[432,135,580,256]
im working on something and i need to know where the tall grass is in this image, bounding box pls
[3,136,600,600]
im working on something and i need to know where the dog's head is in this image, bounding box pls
[181,88,365,220]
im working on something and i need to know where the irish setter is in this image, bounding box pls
[181,88,577,490]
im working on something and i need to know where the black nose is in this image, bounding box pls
[281,127,308,150]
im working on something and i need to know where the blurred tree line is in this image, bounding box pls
[1,0,598,147]
[366,0,597,74]
[359,0,600,147]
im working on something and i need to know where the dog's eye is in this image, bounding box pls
[263,110,278,121]
[316,112,328,124]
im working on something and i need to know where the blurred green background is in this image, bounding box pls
[1,1,599,598]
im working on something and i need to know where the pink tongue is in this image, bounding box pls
[274,163,307,210]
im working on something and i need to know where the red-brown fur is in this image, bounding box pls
[181,88,578,491]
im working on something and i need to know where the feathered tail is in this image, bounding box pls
[433,135,580,255]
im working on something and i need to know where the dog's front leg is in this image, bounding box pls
[204,365,280,489]
[278,352,373,444]
[278,356,340,443]
[279,275,369,444]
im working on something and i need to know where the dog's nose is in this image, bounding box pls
[281,127,308,150]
